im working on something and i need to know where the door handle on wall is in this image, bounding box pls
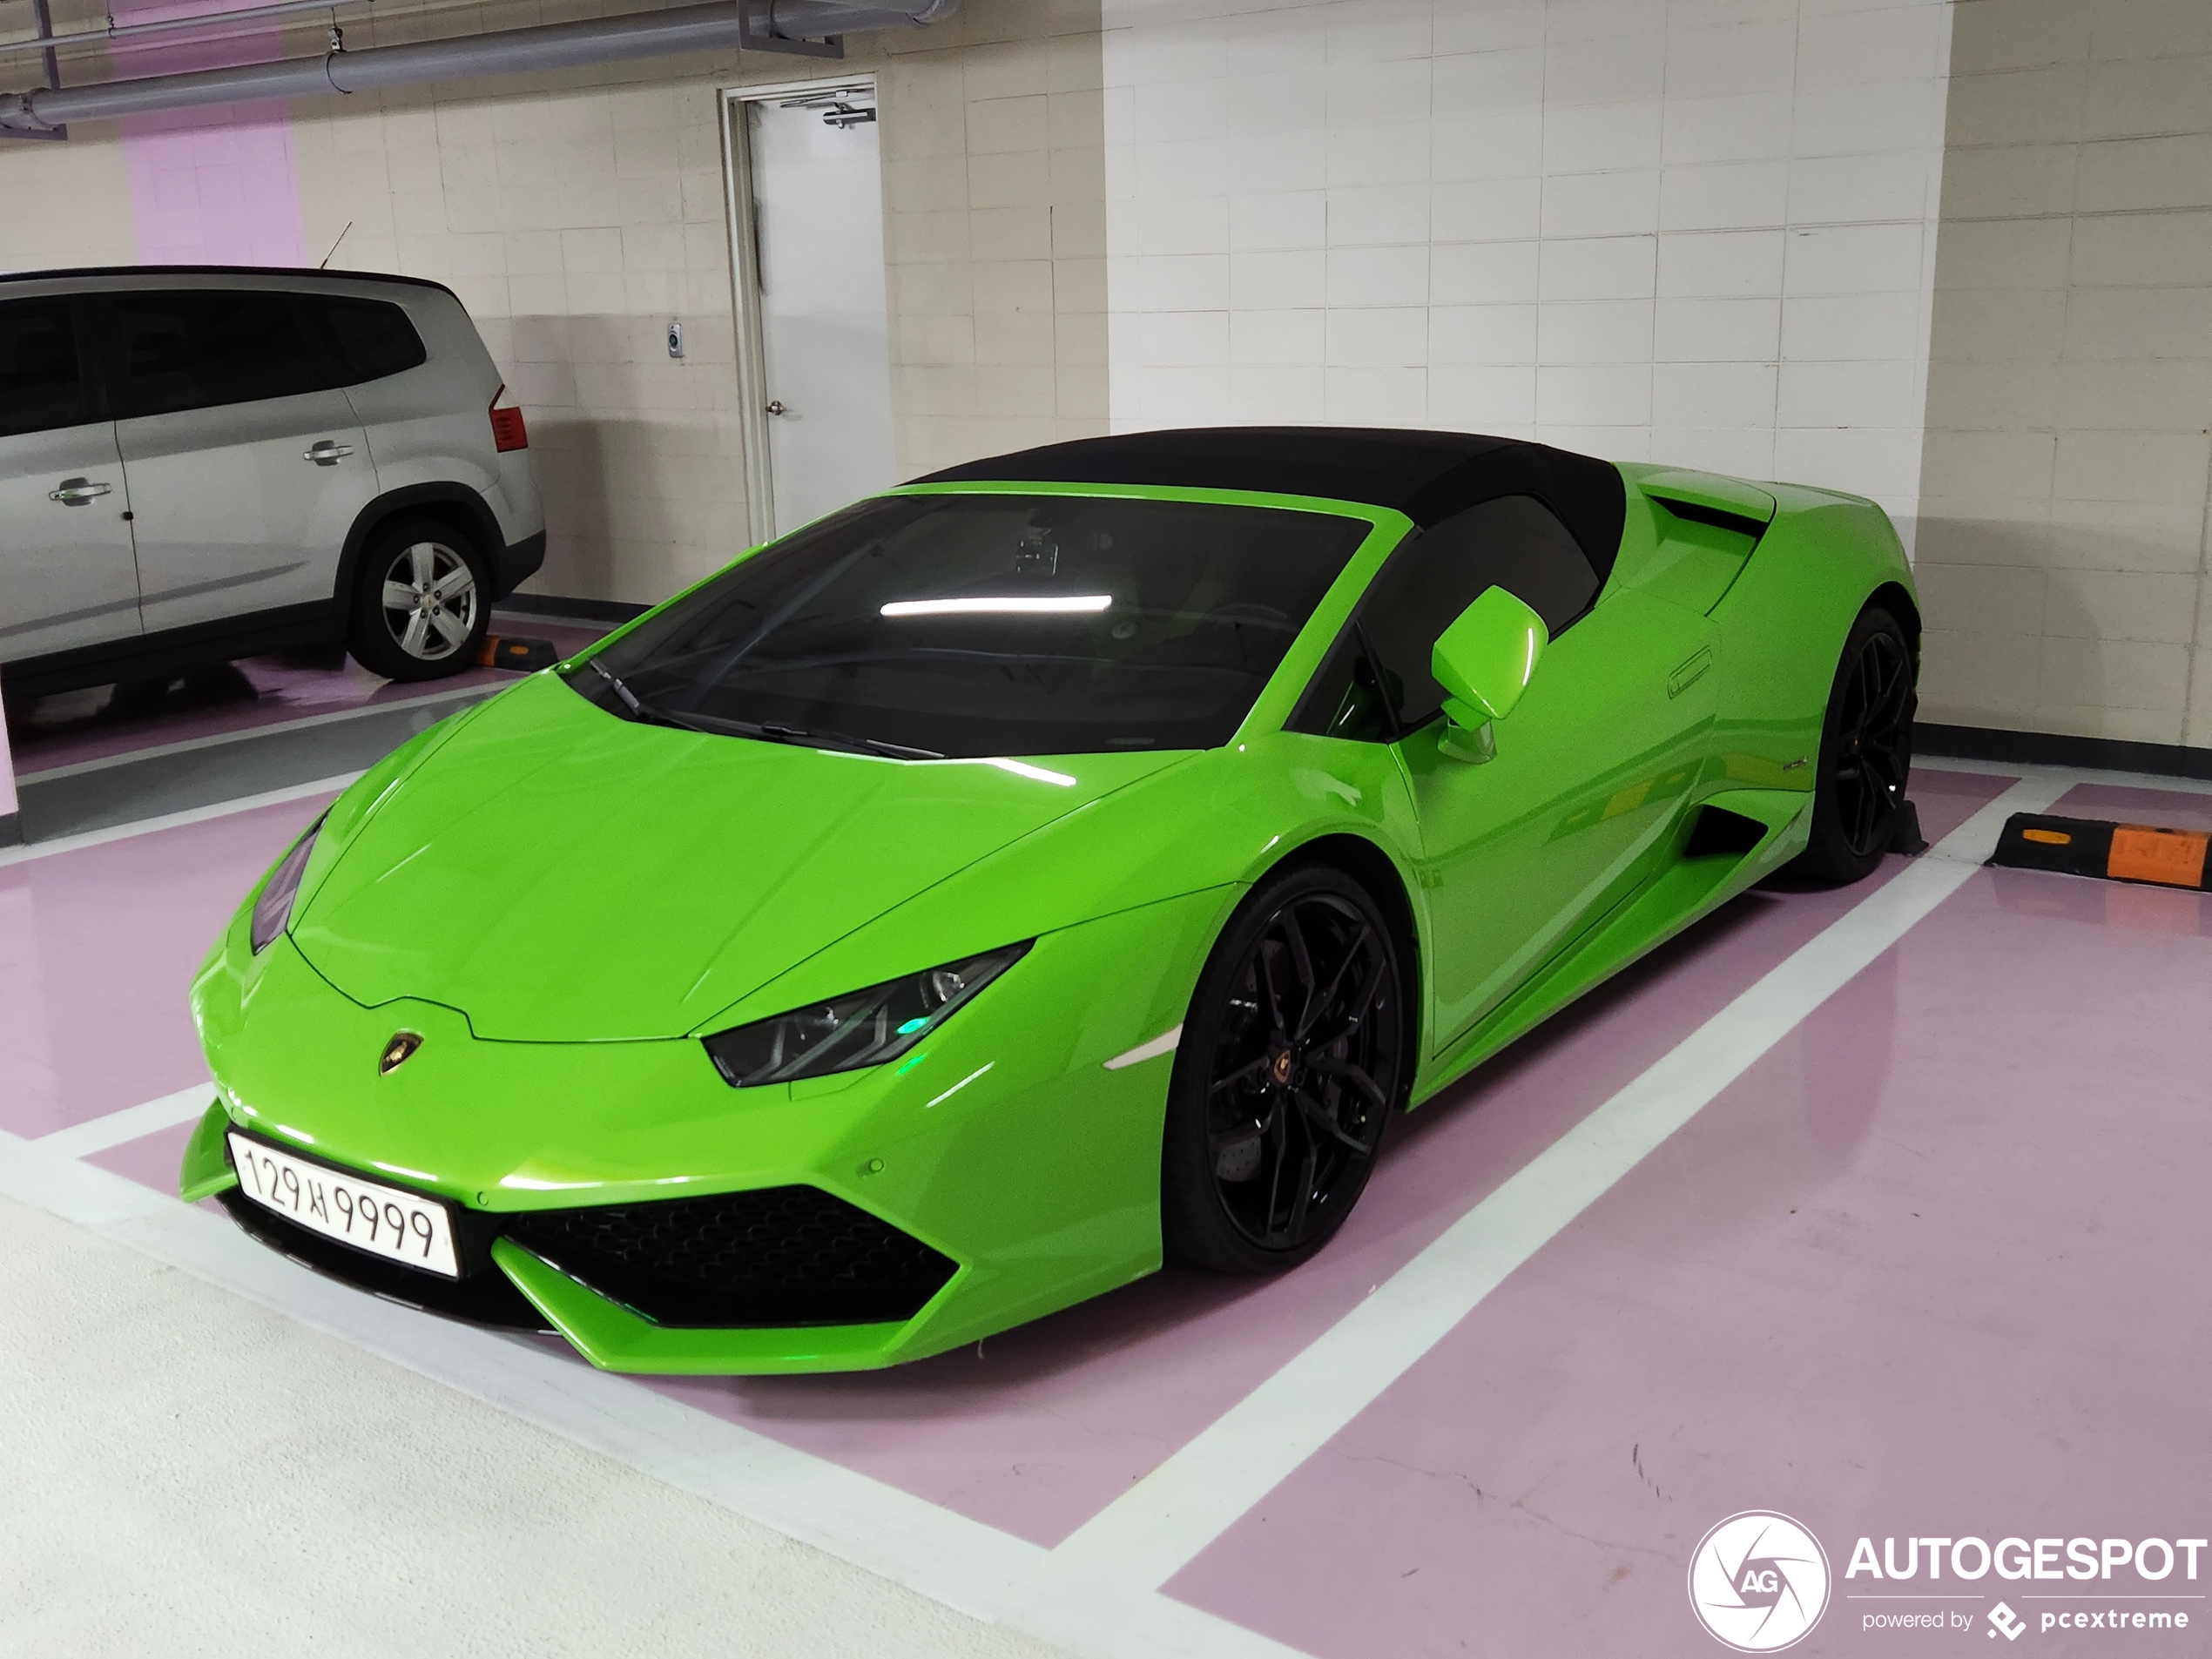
[48,477,111,505]
[305,440,355,465]
[765,400,788,416]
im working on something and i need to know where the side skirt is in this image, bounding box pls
[1410,787,1812,1105]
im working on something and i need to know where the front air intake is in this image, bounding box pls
[503,1185,958,1329]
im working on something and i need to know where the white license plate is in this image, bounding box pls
[228,1133,460,1278]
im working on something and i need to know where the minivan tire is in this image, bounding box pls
[347,519,492,682]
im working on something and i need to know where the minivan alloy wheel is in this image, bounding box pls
[379,541,480,663]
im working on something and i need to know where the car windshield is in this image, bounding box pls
[566,492,1372,758]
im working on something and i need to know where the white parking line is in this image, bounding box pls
[0,772,359,869]
[1039,773,2073,1591]
[14,683,497,785]
[0,1122,1304,1659]
[33,1082,215,1159]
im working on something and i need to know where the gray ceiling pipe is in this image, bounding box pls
[0,0,956,132]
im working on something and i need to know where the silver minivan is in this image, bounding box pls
[0,266,545,693]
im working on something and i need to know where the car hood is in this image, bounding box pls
[290,674,1190,1041]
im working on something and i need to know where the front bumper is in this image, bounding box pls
[186,887,1236,1373]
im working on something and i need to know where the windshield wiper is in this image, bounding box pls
[589,668,946,759]
[863,737,946,760]
[590,659,711,733]
[721,718,946,761]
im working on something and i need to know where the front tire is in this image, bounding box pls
[1791,604,1916,887]
[1162,865,1409,1274]
[347,520,491,682]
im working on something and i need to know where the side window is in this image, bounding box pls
[310,296,428,384]
[105,290,334,420]
[0,298,89,437]
[1359,496,1600,730]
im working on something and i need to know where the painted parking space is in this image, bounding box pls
[0,794,337,1138]
[16,772,2015,1560]
[6,763,2111,1659]
[8,623,603,779]
[1162,782,2212,1656]
[631,770,2020,1547]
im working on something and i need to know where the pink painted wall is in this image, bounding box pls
[111,0,304,266]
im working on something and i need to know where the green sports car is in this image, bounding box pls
[183,428,1919,1373]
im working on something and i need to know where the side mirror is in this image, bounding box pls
[1430,586,1548,762]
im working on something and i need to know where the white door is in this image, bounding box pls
[102,288,377,636]
[0,296,142,664]
[748,88,898,536]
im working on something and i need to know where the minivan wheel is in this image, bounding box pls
[347,520,491,682]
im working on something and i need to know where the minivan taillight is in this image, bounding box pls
[489,387,529,452]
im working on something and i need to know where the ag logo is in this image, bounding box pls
[1688,1511,1831,1652]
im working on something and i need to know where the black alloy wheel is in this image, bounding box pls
[1792,604,1916,886]
[1163,867,1407,1273]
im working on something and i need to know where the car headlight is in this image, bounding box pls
[250,819,324,954]
[703,941,1031,1088]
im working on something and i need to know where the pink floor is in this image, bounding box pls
[1167,778,2212,1656]
[17,759,2212,1656]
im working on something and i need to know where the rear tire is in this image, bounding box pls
[1161,865,1409,1274]
[346,519,491,683]
[1791,604,1916,887]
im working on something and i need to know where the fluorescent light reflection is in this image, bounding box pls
[981,757,1077,786]
[927,1062,993,1109]
[881,595,1112,617]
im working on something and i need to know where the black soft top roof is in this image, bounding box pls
[914,427,1628,576]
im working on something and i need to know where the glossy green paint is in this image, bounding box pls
[187,465,1914,1372]
[1431,585,1548,728]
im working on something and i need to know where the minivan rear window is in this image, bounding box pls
[311,296,427,383]
[106,290,330,419]
[0,298,87,437]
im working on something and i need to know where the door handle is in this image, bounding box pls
[304,440,355,466]
[1668,646,1714,699]
[48,477,111,505]
[765,400,788,416]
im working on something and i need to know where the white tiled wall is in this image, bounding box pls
[278,0,1107,604]
[1099,0,1955,545]
[1914,0,2212,750]
[0,0,1106,608]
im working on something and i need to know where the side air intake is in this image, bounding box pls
[1683,805,1770,860]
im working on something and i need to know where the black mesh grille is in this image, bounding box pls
[502,1185,958,1329]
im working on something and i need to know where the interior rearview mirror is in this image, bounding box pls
[1430,586,1548,762]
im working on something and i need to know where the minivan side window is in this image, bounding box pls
[1350,496,1601,732]
[105,290,334,420]
[310,296,427,384]
[0,298,89,437]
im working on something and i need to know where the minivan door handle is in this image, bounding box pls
[48,476,112,505]
[304,440,355,466]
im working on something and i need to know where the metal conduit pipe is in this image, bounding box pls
[0,0,956,131]
[0,0,377,66]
